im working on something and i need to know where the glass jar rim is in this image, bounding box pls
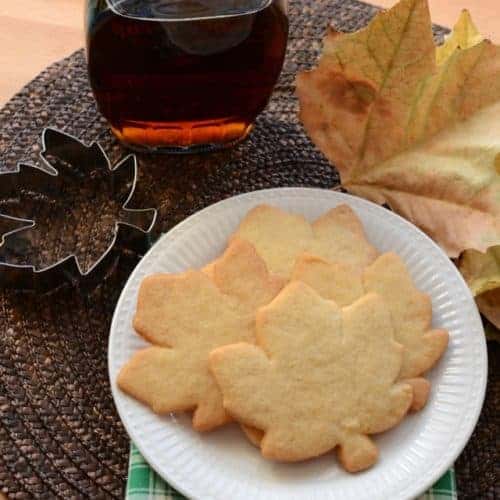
[105,0,273,22]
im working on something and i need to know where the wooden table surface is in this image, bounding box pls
[0,0,499,106]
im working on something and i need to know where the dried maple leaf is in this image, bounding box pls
[477,290,500,333]
[435,10,483,65]
[117,238,283,431]
[210,282,412,471]
[296,0,500,257]
[459,246,500,297]
[459,246,500,330]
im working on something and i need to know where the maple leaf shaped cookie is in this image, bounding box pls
[117,238,284,431]
[210,282,413,471]
[291,252,449,410]
[363,253,449,378]
[291,253,364,306]
[232,204,378,279]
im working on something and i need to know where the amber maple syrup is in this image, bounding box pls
[85,0,288,152]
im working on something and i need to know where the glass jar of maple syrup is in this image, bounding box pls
[85,0,288,152]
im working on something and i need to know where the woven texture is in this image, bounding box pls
[0,0,497,498]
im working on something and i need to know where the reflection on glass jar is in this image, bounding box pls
[85,0,288,152]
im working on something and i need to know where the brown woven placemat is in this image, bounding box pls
[0,0,498,498]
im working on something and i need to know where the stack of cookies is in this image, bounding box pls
[118,204,448,472]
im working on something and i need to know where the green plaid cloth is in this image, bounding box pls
[126,442,457,499]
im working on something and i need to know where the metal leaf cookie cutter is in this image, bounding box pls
[0,128,157,291]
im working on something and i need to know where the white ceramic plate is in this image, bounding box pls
[109,188,487,500]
